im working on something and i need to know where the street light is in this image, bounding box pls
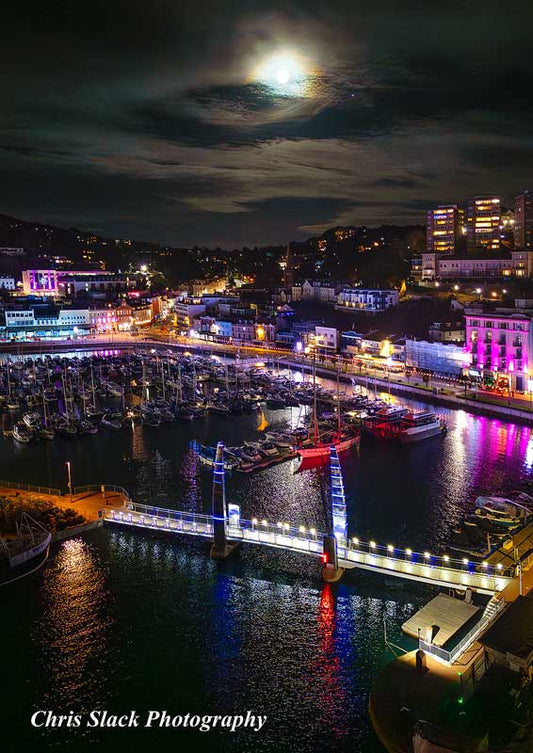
[65,461,73,503]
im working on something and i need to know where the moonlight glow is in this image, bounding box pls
[255,51,308,94]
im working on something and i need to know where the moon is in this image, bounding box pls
[255,51,306,93]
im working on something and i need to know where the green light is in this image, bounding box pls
[458,697,464,705]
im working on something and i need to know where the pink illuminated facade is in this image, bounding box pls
[465,306,533,391]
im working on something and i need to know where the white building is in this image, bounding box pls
[421,251,533,283]
[314,326,338,352]
[404,339,468,377]
[0,276,15,290]
[336,288,399,312]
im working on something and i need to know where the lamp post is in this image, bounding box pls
[65,461,73,504]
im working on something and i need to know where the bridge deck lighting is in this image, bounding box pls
[462,558,469,565]
[443,555,450,563]
[496,563,502,570]
[352,536,359,545]
[309,528,316,536]
[424,551,431,559]
[369,541,376,549]
[298,525,306,534]
[405,548,412,556]
[387,544,394,553]
[277,521,283,528]
[261,519,267,526]
[283,523,290,532]
[482,561,488,568]
[252,518,258,525]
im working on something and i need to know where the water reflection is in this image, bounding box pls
[34,538,114,710]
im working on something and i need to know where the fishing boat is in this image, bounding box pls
[2,513,51,568]
[399,411,446,443]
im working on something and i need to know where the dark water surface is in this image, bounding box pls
[1,367,532,753]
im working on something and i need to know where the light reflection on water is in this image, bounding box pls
[0,368,532,751]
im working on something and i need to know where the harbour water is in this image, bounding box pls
[1,362,532,752]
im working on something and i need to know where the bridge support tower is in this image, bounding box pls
[322,446,346,582]
[210,441,239,560]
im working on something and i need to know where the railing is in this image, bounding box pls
[419,595,507,665]
[74,484,132,501]
[104,504,513,594]
[0,479,62,496]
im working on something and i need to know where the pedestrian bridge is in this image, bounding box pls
[102,503,513,595]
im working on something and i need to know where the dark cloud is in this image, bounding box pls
[1,0,532,245]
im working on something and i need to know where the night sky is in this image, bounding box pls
[2,1,533,247]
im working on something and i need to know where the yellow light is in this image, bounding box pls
[482,561,488,568]
[387,544,394,553]
[299,525,306,533]
[277,521,283,528]
[261,519,267,526]
[256,325,265,340]
[424,551,431,559]
[497,563,502,570]
[405,548,412,556]
[369,541,376,549]
[309,527,316,536]
[462,558,469,565]
[252,518,258,525]
[443,555,450,563]
[352,537,359,544]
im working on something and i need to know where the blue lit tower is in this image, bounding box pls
[322,446,346,582]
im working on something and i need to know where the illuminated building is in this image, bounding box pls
[465,305,533,391]
[426,205,465,253]
[466,196,501,250]
[421,250,533,283]
[22,269,134,297]
[336,288,399,311]
[3,307,91,340]
[514,190,533,249]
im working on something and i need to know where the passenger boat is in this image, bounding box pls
[399,411,446,443]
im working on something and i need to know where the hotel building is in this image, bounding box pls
[514,190,533,249]
[426,205,465,253]
[466,196,501,251]
[465,305,533,392]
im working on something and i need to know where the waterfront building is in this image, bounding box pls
[174,298,206,331]
[3,306,91,339]
[426,205,465,254]
[404,339,468,377]
[314,326,338,353]
[466,196,501,250]
[464,304,533,392]
[514,190,533,249]
[336,288,399,312]
[90,301,134,333]
[231,321,255,343]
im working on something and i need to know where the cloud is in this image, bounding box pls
[1,1,532,245]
